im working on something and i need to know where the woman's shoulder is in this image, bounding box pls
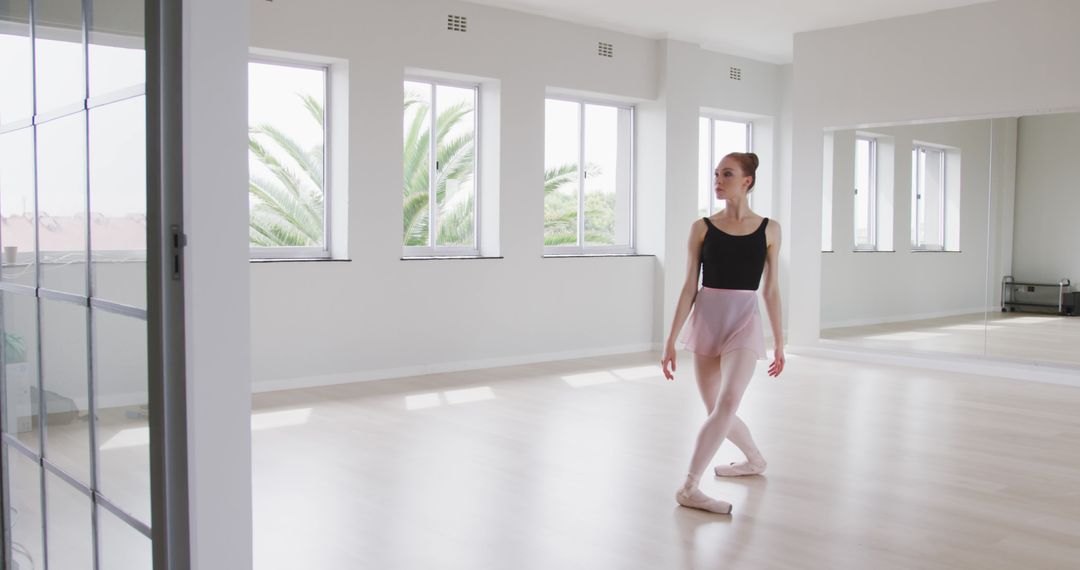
[764,217,782,244]
[689,217,709,241]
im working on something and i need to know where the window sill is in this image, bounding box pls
[852,249,896,253]
[543,253,652,259]
[401,256,504,261]
[910,249,962,253]
[250,258,351,263]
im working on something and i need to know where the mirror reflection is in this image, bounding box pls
[819,113,1080,368]
[819,119,995,357]
[985,112,1080,366]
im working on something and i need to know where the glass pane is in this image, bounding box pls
[248,61,327,249]
[713,120,748,211]
[89,96,146,308]
[41,299,90,485]
[923,148,945,248]
[37,112,88,295]
[46,471,94,570]
[99,506,152,570]
[403,80,432,247]
[583,104,631,247]
[0,127,37,286]
[34,0,85,114]
[2,292,40,450]
[94,309,150,525]
[544,99,580,246]
[911,149,920,246]
[613,106,633,247]
[4,445,45,570]
[434,84,476,249]
[854,138,872,247]
[698,117,711,217]
[88,0,145,98]
[0,0,34,124]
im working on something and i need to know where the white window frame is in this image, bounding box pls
[699,115,753,216]
[543,96,636,256]
[911,144,947,251]
[854,135,878,250]
[402,76,481,258]
[248,55,332,260]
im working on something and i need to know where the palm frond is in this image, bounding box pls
[436,194,475,246]
[255,123,324,189]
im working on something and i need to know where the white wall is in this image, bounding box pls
[185,0,253,567]
[248,0,785,389]
[821,120,994,327]
[1011,112,1080,284]
[790,0,1080,345]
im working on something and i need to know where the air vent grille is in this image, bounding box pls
[448,15,467,32]
[729,66,742,81]
[598,42,614,58]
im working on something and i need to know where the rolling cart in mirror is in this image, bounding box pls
[1001,276,1076,316]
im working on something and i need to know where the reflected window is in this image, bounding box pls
[403,78,478,256]
[248,59,330,258]
[854,136,878,250]
[544,97,634,254]
[912,145,959,251]
[699,117,752,217]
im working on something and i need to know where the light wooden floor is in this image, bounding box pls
[822,312,1080,366]
[251,351,1080,570]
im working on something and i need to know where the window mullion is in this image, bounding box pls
[429,82,437,249]
[578,102,586,249]
[322,68,330,252]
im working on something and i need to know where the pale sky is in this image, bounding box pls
[0,33,146,218]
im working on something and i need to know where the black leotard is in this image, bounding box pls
[700,217,768,291]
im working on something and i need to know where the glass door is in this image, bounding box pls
[1,1,179,568]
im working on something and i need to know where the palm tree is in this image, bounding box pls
[402,91,609,248]
[402,90,476,247]
[248,90,617,248]
[543,163,616,246]
[248,94,325,247]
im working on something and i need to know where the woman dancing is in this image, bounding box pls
[661,152,785,514]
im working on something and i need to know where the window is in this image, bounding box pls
[854,136,877,249]
[248,59,329,258]
[544,97,634,254]
[699,117,752,217]
[403,79,478,257]
[911,144,957,250]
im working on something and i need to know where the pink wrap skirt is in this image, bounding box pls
[681,287,766,359]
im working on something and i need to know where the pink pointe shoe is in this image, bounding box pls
[714,460,767,477]
[675,488,733,515]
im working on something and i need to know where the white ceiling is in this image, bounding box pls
[465,0,997,63]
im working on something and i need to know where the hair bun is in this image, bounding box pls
[748,152,760,170]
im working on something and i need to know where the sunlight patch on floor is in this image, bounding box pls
[562,371,619,387]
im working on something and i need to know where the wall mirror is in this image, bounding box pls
[817,112,1079,369]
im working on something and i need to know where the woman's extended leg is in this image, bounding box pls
[677,349,758,513]
[694,357,767,474]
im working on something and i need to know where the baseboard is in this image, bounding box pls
[252,342,663,393]
[821,306,993,329]
[791,342,1080,388]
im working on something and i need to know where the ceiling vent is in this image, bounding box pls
[598,42,614,58]
[729,66,742,81]
[447,14,467,32]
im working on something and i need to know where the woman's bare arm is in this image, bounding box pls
[762,221,785,377]
[662,219,707,379]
